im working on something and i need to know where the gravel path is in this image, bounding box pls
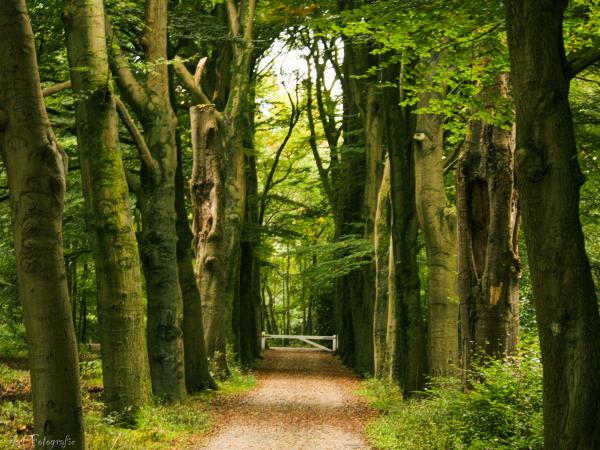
[198,348,375,450]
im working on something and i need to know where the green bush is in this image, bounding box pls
[363,340,543,450]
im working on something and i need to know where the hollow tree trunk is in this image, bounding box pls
[0,1,85,446]
[505,1,600,447]
[63,0,151,415]
[413,59,459,376]
[175,131,216,392]
[457,78,520,382]
[190,104,230,376]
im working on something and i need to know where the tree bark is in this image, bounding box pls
[505,1,600,447]
[109,0,186,402]
[175,131,216,392]
[63,0,151,416]
[457,77,520,382]
[373,159,392,378]
[386,73,426,393]
[0,0,85,446]
[190,104,230,376]
[413,57,459,376]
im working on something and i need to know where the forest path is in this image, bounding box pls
[197,348,375,449]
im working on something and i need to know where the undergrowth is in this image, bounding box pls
[361,339,543,450]
[0,354,256,449]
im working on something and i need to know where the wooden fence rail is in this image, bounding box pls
[261,333,337,352]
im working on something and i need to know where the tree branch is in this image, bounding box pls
[225,0,240,38]
[569,48,600,78]
[114,95,157,172]
[173,57,212,105]
[43,80,72,97]
[105,15,149,115]
[305,55,335,209]
[258,87,301,225]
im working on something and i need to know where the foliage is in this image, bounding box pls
[294,235,374,286]
[0,359,256,450]
[362,340,543,450]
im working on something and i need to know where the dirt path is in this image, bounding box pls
[198,348,375,450]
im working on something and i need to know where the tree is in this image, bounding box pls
[0,0,85,446]
[457,76,520,381]
[108,0,186,402]
[63,0,151,415]
[505,0,600,447]
[413,54,459,377]
[175,0,256,375]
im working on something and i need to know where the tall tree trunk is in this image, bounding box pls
[0,1,85,446]
[505,1,600,447]
[109,0,187,402]
[190,104,230,376]
[373,159,392,377]
[63,0,151,415]
[177,0,255,375]
[386,76,426,393]
[175,131,216,392]
[237,150,261,364]
[413,58,459,376]
[457,77,520,382]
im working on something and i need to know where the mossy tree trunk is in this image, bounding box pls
[109,0,186,402]
[0,1,85,446]
[63,0,152,415]
[175,131,216,392]
[373,159,392,378]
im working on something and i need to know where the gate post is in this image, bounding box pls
[261,331,266,351]
[332,335,337,352]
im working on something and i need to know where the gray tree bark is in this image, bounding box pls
[0,1,85,446]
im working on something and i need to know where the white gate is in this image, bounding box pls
[261,332,337,352]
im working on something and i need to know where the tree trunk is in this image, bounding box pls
[109,0,186,402]
[175,131,216,392]
[0,1,85,446]
[457,77,520,382]
[190,104,231,376]
[63,0,151,415]
[413,59,459,376]
[505,1,600,447]
[237,150,262,364]
[373,159,392,378]
[386,77,426,393]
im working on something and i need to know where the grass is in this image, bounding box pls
[0,356,256,449]
[360,341,543,450]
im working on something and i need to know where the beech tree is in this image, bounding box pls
[505,0,600,447]
[63,0,151,415]
[175,0,256,375]
[107,0,186,401]
[0,0,85,446]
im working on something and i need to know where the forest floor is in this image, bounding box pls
[199,348,376,450]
